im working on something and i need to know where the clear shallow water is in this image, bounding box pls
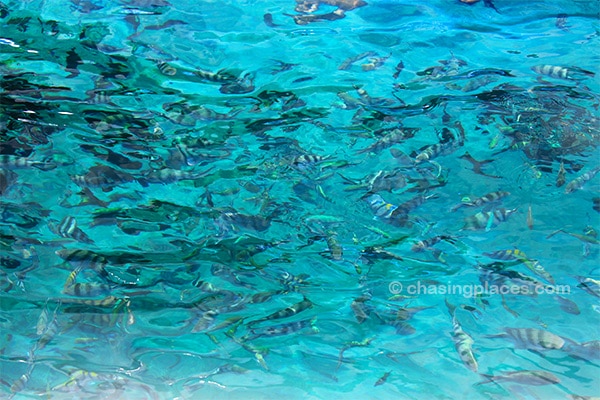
[1,0,599,398]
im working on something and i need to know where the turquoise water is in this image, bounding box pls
[1,0,599,398]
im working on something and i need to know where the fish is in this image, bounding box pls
[556,161,566,187]
[451,191,510,211]
[263,13,280,27]
[462,208,517,230]
[461,75,498,92]
[483,248,528,261]
[49,216,94,244]
[248,297,313,327]
[565,166,600,193]
[445,299,478,372]
[415,136,463,163]
[459,152,501,179]
[350,293,372,323]
[336,336,375,370]
[36,301,50,336]
[519,257,555,284]
[62,282,111,297]
[478,370,560,386]
[35,311,60,351]
[490,327,566,351]
[555,13,569,31]
[555,295,580,315]
[287,9,347,25]
[532,64,595,80]
[393,61,404,79]
[361,53,391,71]
[193,68,238,83]
[290,154,330,167]
[374,371,391,386]
[546,229,600,244]
[0,155,56,171]
[574,276,600,298]
[325,231,343,260]
[357,128,416,154]
[157,61,177,76]
[143,166,215,184]
[71,165,140,190]
[388,306,431,335]
[563,340,600,361]
[245,317,318,341]
[483,0,499,13]
[340,170,406,193]
[363,193,399,219]
[338,51,377,71]
[411,235,454,252]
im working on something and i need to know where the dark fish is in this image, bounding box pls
[555,13,569,31]
[350,295,371,324]
[478,370,559,386]
[556,161,566,187]
[374,371,391,386]
[263,13,280,27]
[459,152,501,179]
[483,0,499,13]
[286,9,346,25]
[393,61,404,79]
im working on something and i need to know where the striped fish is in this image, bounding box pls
[532,64,595,80]
[50,216,93,244]
[462,208,517,230]
[483,249,528,261]
[245,317,318,341]
[0,155,56,171]
[452,191,510,211]
[62,282,111,297]
[363,193,399,219]
[56,249,108,276]
[357,128,410,154]
[143,166,215,184]
[157,61,177,76]
[248,297,313,327]
[445,300,478,372]
[325,231,343,260]
[193,68,238,83]
[493,327,566,351]
[565,166,600,194]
